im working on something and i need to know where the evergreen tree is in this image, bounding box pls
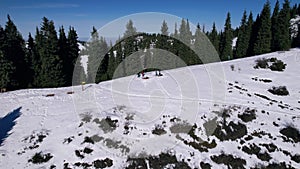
[58,26,68,85]
[202,24,206,33]
[290,4,298,18]
[67,27,80,85]
[107,48,116,79]
[277,0,291,51]
[177,19,189,64]
[3,15,28,89]
[156,34,169,50]
[253,1,272,55]
[96,53,109,83]
[0,26,4,50]
[248,14,260,56]
[33,27,43,86]
[235,10,249,58]
[72,60,86,85]
[37,17,65,87]
[87,27,108,83]
[245,12,254,57]
[122,20,138,76]
[219,30,224,56]
[179,19,192,45]
[232,27,240,38]
[25,33,36,87]
[123,20,137,57]
[220,12,233,60]
[194,23,213,64]
[186,19,193,41]
[174,23,178,38]
[177,19,195,65]
[161,20,169,36]
[271,0,280,51]
[179,19,188,44]
[115,40,123,65]
[0,51,15,89]
[208,22,219,54]
[124,20,137,38]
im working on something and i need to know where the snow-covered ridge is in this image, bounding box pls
[0,49,299,168]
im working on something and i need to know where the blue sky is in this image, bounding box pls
[0,0,297,40]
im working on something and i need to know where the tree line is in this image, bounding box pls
[0,16,84,90]
[211,0,300,60]
[1,0,300,90]
[88,0,300,83]
[86,20,206,83]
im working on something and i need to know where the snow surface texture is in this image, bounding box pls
[232,37,237,49]
[290,15,300,38]
[78,42,88,75]
[0,49,300,168]
[80,55,88,75]
[78,42,86,51]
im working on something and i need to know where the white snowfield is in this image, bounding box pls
[0,49,300,168]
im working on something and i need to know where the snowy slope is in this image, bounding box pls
[0,49,300,168]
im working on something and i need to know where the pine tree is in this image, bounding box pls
[194,24,203,62]
[3,15,28,89]
[202,24,206,33]
[87,27,108,83]
[232,27,240,38]
[161,20,169,36]
[271,0,280,51]
[0,26,4,50]
[122,20,138,77]
[67,27,80,85]
[277,0,291,51]
[248,14,260,56]
[235,10,249,58]
[123,20,137,57]
[96,53,109,83]
[33,27,43,87]
[0,51,15,89]
[253,1,272,55]
[174,23,178,38]
[208,22,219,54]
[179,19,188,44]
[290,4,298,18]
[124,20,137,38]
[58,26,68,85]
[194,23,215,64]
[186,19,193,41]
[156,34,169,50]
[107,48,116,79]
[293,24,300,47]
[25,33,36,87]
[72,60,86,86]
[245,12,254,57]
[37,17,65,87]
[220,12,233,60]
[179,19,192,45]
[115,40,123,65]
[177,19,189,64]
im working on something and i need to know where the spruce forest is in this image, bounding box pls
[1,0,300,91]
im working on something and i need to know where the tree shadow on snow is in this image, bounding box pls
[0,107,22,146]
